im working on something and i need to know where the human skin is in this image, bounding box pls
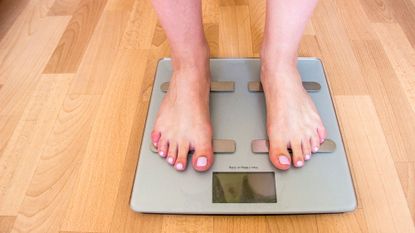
[151,0,326,172]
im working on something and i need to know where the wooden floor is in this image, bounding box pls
[0,0,415,232]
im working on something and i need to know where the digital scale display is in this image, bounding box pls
[212,172,277,203]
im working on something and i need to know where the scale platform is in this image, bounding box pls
[130,58,356,214]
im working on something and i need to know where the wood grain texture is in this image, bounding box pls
[351,39,415,163]
[108,53,162,233]
[0,10,72,204]
[48,0,81,16]
[383,0,415,48]
[0,75,73,216]
[120,0,157,49]
[358,0,395,23]
[0,4,71,109]
[335,0,376,41]
[205,23,220,56]
[373,23,415,113]
[0,0,415,232]
[0,116,20,159]
[219,5,253,56]
[60,50,148,232]
[0,216,16,233]
[0,0,31,41]
[247,0,265,55]
[11,94,100,233]
[59,232,104,233]
[334,95,415,233]
[43,0,108,73]
[0,2,70,165]
[312,0,368,95]
[396,162,415,224]
[68,10,130,95]
[203,0,220,24]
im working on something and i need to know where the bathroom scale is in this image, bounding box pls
[130,58,357,214]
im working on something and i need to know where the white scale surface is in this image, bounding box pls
[130,58,356,214]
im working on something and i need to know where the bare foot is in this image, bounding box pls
[261,61,327,170]
[151,56,214,172]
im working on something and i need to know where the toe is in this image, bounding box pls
[317,124,327,143]
[311,132,320,153]
[157,137,168,158]
[192,146,214,172]
[151,130,161,147]
[302,137,312,161]
[174,142,190,171]
[166,142,177,166]
[291,140,304,168]
[269,140,291,170]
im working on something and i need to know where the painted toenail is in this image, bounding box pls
[321,138,325,143]
[296,161,304,167]
[167,157,174,164]
[175,163,184,170]
[196,157,208,167]
[278,156,290,165]
[305,154,311,160]
[313,146,319,153]
[159,151,164,157]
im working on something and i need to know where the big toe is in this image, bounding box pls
[192,145,214,172]
[269,141,291,170]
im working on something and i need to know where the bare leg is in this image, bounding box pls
[261,0,327,170]
[151,0,213,172]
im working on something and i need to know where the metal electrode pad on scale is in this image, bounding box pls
[130,58,356,214]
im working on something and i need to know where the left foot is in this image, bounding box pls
[260,60,327,170]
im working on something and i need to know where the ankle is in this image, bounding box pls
[171,44,210,71]
[260,57,302,86]
[260,58,297,79]
[260,43,297,69]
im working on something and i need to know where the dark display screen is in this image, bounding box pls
[212,172,277,203]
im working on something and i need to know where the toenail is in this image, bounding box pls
[278,156,290,165]
[175,163,184,170]
[153,142,158,147]
[313,146,319,153]
[305,154,311,160]
[196,157,208,167]
[167,157,174,164]
[296,161,304,167]
[159,151,164,157]
[321,138,325,143]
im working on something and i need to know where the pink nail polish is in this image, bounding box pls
[196,157,207,167]
[296,161,304,167]
[305,154,311,160]
[159,151,164,157]
[167,157,174,164]
[176,163,184,170]
[313,146,319,153]
[279,156,290,165]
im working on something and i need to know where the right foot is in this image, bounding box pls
[151,56,214,172]
[260,62,327,170]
